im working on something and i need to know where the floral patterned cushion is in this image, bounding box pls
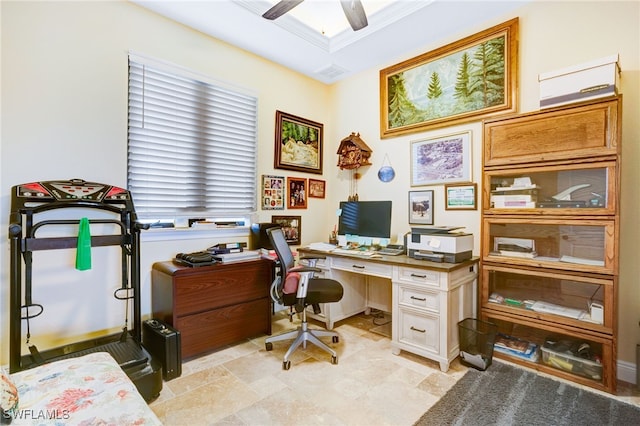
[1,366,19,423]
[8,352,161,425]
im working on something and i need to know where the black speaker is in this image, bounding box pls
[142,319,182,381]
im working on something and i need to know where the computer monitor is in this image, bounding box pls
[250,222,281,250]
[337,201,392,242]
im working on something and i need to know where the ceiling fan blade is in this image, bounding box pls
[262,0,304,20]
[340,0,368,31]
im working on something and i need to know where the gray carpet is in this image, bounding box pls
[414,361,640,426]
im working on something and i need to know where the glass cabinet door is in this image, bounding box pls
[481,265,613,333]
[481,314,612,387]
[482,161,617,214]
[482,218,616,274]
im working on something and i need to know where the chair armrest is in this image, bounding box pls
[300,254,326,261]
[289,265,321,274]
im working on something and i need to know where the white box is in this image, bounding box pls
[539,54,620,109]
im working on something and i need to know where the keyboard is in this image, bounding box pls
[332,248,375,256]
[307,242,337,251]
[378,247,404,256]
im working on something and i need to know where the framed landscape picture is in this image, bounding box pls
[274,110,323,174]
[411,131,472,186]
[380,18,518,138]
[271,215,301,245]
[409,190,434,225]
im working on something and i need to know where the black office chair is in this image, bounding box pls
[265,227,344,370]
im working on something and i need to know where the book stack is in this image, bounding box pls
[494,333,539,362]
[491,177,539,208]
[207,242,247,255]
[491,186,539,208]
[212,250,261,263]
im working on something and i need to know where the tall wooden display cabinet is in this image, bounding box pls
[480,95,621,393]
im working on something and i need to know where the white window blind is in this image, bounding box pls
[127,56,258,220]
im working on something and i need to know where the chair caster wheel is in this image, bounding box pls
[331,355,338,365]
[283,360,291,370]
[265,342,273,351]
[332,336,339,343]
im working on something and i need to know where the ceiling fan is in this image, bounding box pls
[262,0,369,31]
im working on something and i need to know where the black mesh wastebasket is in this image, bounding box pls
[458,318,498,370]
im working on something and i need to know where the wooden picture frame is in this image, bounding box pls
[308,178,326,198]
[411,131,472,186]
[287,177,307,209]
[274,110,323,174]
[261,174,285,210]
[271,215,301,245]
[445,183,477,210]
[380,18,518,138]
[409,190,434,225]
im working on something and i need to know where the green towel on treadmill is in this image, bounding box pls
[76,217,92,270]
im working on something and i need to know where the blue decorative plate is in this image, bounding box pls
[378,166,395,182]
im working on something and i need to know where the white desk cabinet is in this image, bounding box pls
[392,262,478,372]
[298,249,479,371]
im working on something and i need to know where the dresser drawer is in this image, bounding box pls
[397,285,441,313]
[174,263,270,315]
[396,266,441,288]
[176,298,270,359]
[397,308,440,353]
[332,257,392,278]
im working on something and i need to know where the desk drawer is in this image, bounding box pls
[176,298,270,359]
[397,308,440,353]
[332,257,392,278]
[397,285,440,313]
[396,266,441,288]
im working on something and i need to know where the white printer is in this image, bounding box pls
[406,226,473,263]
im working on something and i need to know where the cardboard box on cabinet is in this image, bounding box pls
[539,54,620,109]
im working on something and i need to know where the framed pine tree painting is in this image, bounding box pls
[380,18,518,138]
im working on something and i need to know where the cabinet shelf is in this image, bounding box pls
[480,96,621,394]
[481,312,614,392]
[482,218,616,275]
[481,263,613,335]
[483,161,617,214]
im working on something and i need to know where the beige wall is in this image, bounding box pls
[2,1,639,382]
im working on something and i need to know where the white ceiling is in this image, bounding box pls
[130,0,530,84]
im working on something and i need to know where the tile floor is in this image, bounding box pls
[150,311,640,425]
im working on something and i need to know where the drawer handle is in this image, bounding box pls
[410,296,426,302]
[352,265,365,269]
[411,273,427,279]
[410,326,426,333]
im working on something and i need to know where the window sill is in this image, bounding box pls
[140,226,250,243]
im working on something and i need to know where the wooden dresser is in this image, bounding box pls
[151,259,273,359]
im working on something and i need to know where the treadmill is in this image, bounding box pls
[8,178,162,402]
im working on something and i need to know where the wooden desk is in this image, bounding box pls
[151,259,273,360]
[298,249,479,371]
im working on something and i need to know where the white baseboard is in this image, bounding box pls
[618,359,636,385]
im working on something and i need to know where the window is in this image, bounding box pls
[127,54,258,223]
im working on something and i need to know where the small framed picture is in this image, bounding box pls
[287,177,307,209]
[445,183,477,210]
[409,190,434,225]
[261,175,285,210]
[271,215,301,245]
[308,179,326,198]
